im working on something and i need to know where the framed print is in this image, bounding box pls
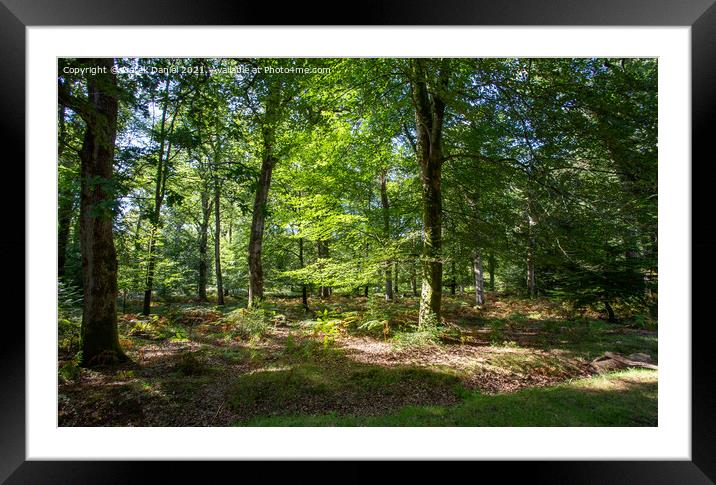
[2,0,715,481]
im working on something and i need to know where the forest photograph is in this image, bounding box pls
[57,57,658,427]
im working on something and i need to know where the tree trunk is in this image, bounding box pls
[317,240,331,298]
[131,209,144,291]
[214,177,224,305]
[299,236,308,310]
[393,262,399,297]
[142,235,157,315]
[247,150,275,307]
[527,247,536,299]
[526,205,536,299]
[604,299,617,322]
[473,251,485,306]
[410,59,449,326]
[488,253,495,291]
[197,189,211,301]
[247,84,280,308]
[450,260,456,295]
[74,58,127,365]
[380,169,393,301]
[142,76,173,316]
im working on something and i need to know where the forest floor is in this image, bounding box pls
[58,293,658,427]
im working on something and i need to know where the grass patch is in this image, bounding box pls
[484,351,582,378]
[237,368,657,426]
[227,350,462,418]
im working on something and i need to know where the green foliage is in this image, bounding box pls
[631,313,656,330]
[58,280,83,311]
[487,320,507,346]
[58,280,83,355]
[58,356,82,383]
[223,307,272,339]
[102,57,656,315]
[284,334,326,360]
[124,314,168,340]
[353,295,391,338]
[308,309,342,348]
[357,319,389,339]
[58,317,81,355]
[59,57,658,388]
[392,315,441,348]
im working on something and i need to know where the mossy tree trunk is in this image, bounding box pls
[61,58,127,366]
[248,81,280,308]
[410,59,450,326]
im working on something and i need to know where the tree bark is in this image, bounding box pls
[488,253,495,291]
[410,59,449,326]
[527,251,536,298]
[604,299,617,322]
[214,177,224,305]
[197,189,211,301]
[73,58,127,365]
[450,260,456,295]
[380,169,393,301]
[526,202,536,299]
[298,236,308,310]
[473,251,485,306]
[247,83,280,308]
[247,149,275,307]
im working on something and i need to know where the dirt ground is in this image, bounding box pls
[58,294,657,426]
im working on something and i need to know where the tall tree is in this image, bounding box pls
[409,59,450,325]
[380,169,394,301]
[197,182,212,301]
[59,58,127,365]
[142,69,181,315]
[214,170,225,305]
[473,251,485,305]
[247,75,282,307]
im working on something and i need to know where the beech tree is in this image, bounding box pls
[59,58,127,365]
[247,75,282,307]
[409,59,450,326]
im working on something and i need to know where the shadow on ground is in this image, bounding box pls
[58,294,658,427]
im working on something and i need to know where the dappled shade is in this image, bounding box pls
[57,57,657,427]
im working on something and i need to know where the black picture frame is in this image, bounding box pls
[2,0,714,482]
